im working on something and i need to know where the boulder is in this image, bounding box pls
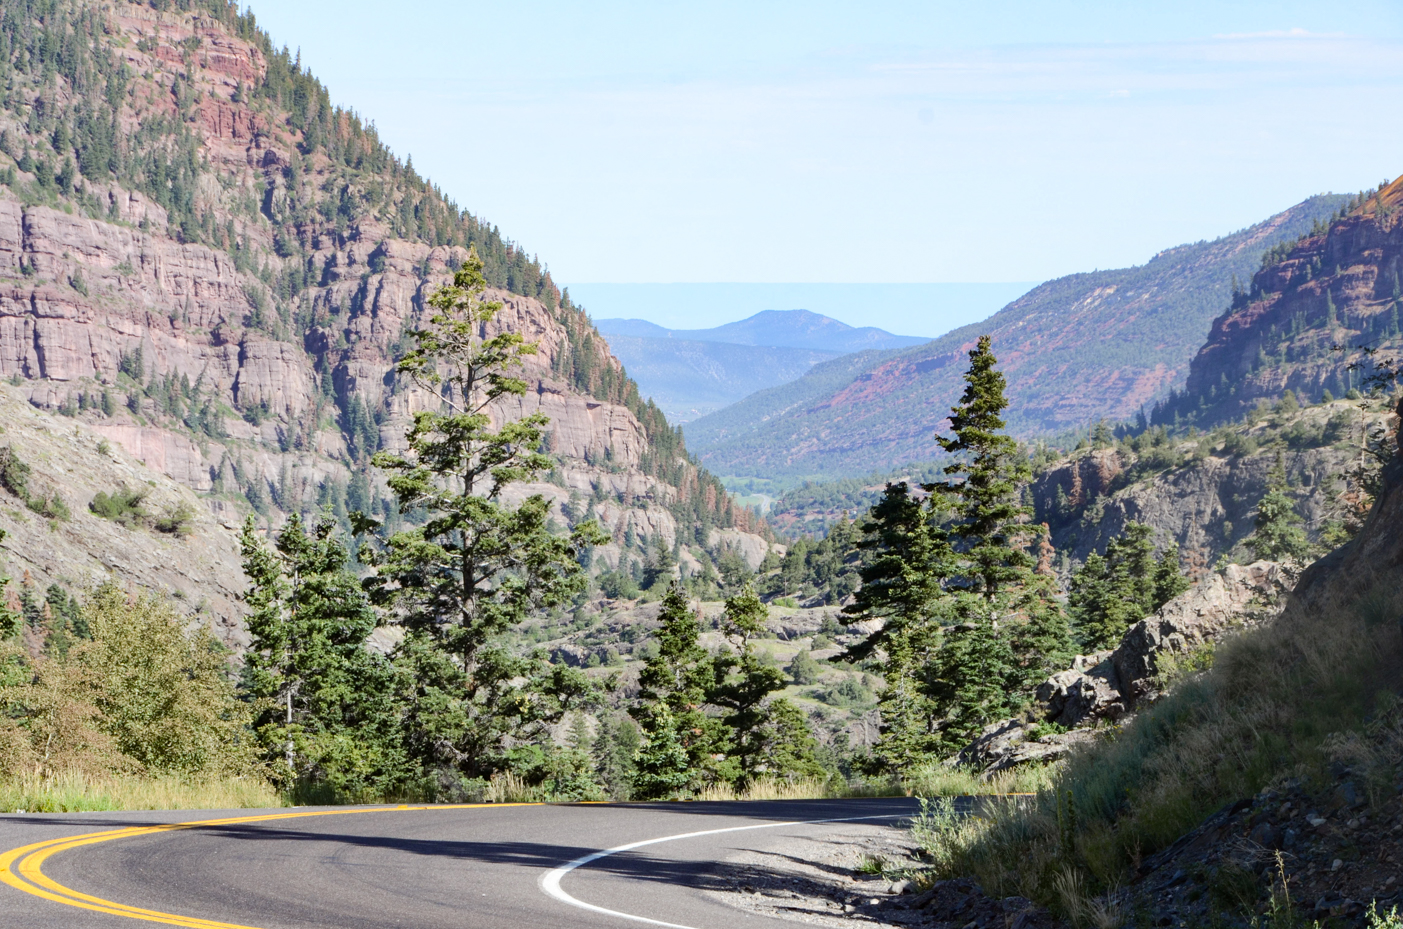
[1035,650,1123,727]
[959,718,1096,774]
[1113,560,1289,704]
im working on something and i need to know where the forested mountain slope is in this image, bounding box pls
[0,0,765,632]
[687,195,1348,481]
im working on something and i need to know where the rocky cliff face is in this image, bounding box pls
[0,0,765,615]
[1295,400,1403,608]
[1156,178,1403,427]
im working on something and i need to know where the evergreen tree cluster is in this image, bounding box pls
[839,337,1193,771]
[1067,522,1189,649]
[630,584,824,798]
[224,260,821,800]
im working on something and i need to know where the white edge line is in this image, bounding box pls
[539,812,913,929]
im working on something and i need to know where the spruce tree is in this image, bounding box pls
[841,482,951,772]
[1068,522,1189,649]
[359,250,607,783]
[592,712,641,799]
[630,584,731,798]
[1246,454,1309,563]
[928,336,1071,745]
[709,585,823,784]
[240,513,405,800]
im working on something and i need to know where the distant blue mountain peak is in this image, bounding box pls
[594,309,928,354]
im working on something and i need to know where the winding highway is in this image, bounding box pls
[0,798,921,928]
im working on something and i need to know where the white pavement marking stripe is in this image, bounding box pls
[539,813,911,929]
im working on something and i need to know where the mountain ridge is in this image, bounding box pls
[685,194,1351,480]
[595,309,929,353]
[592,334,842,423]
[593,308,926,423]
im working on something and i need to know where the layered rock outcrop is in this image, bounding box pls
[0,0,771,631]
[961,561,1291,773]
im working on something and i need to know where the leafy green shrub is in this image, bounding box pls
[30,492,70,521]
[598,570,639,600]
[1220,432,1258,457]
[1282,419,1325,448]
[152,503,195,537]
[0,446,69,520]
[815,676,874,707]
[0,445,32,500]
[1324,410,1356,444]
[89,486,149,527]
[789,649,822,684]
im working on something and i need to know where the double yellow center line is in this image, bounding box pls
[0,803,539,927]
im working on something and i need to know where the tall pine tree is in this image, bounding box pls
[928,336,1071,747]
[240,513,405,801]
[359,249,606,784]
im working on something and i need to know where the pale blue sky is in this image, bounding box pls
[248,2,1403,332]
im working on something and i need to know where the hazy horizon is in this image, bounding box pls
[564,282,1036,336]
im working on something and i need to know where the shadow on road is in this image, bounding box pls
[4,796,930,894]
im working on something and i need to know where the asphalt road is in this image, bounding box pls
[0,797,922,929]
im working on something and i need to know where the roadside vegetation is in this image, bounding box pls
[908,565,1403,919]
[900,341,1403,921]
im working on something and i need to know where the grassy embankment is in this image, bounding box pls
[0,774,280,813]
[910,564,1403,918]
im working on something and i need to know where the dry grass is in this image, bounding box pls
[690,764,1056,803]
[694,777,837,801]
[908,566,1403,918]
[905,762,1057,798]
[0,772,281,812]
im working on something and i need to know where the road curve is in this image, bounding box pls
[0,797,921,929]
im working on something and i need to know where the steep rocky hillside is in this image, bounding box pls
[687,195,1348,481]
[1153,178,1403,428]
[0,382,248,641]
[1031,397,1391,573]
[0,0,765,599]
